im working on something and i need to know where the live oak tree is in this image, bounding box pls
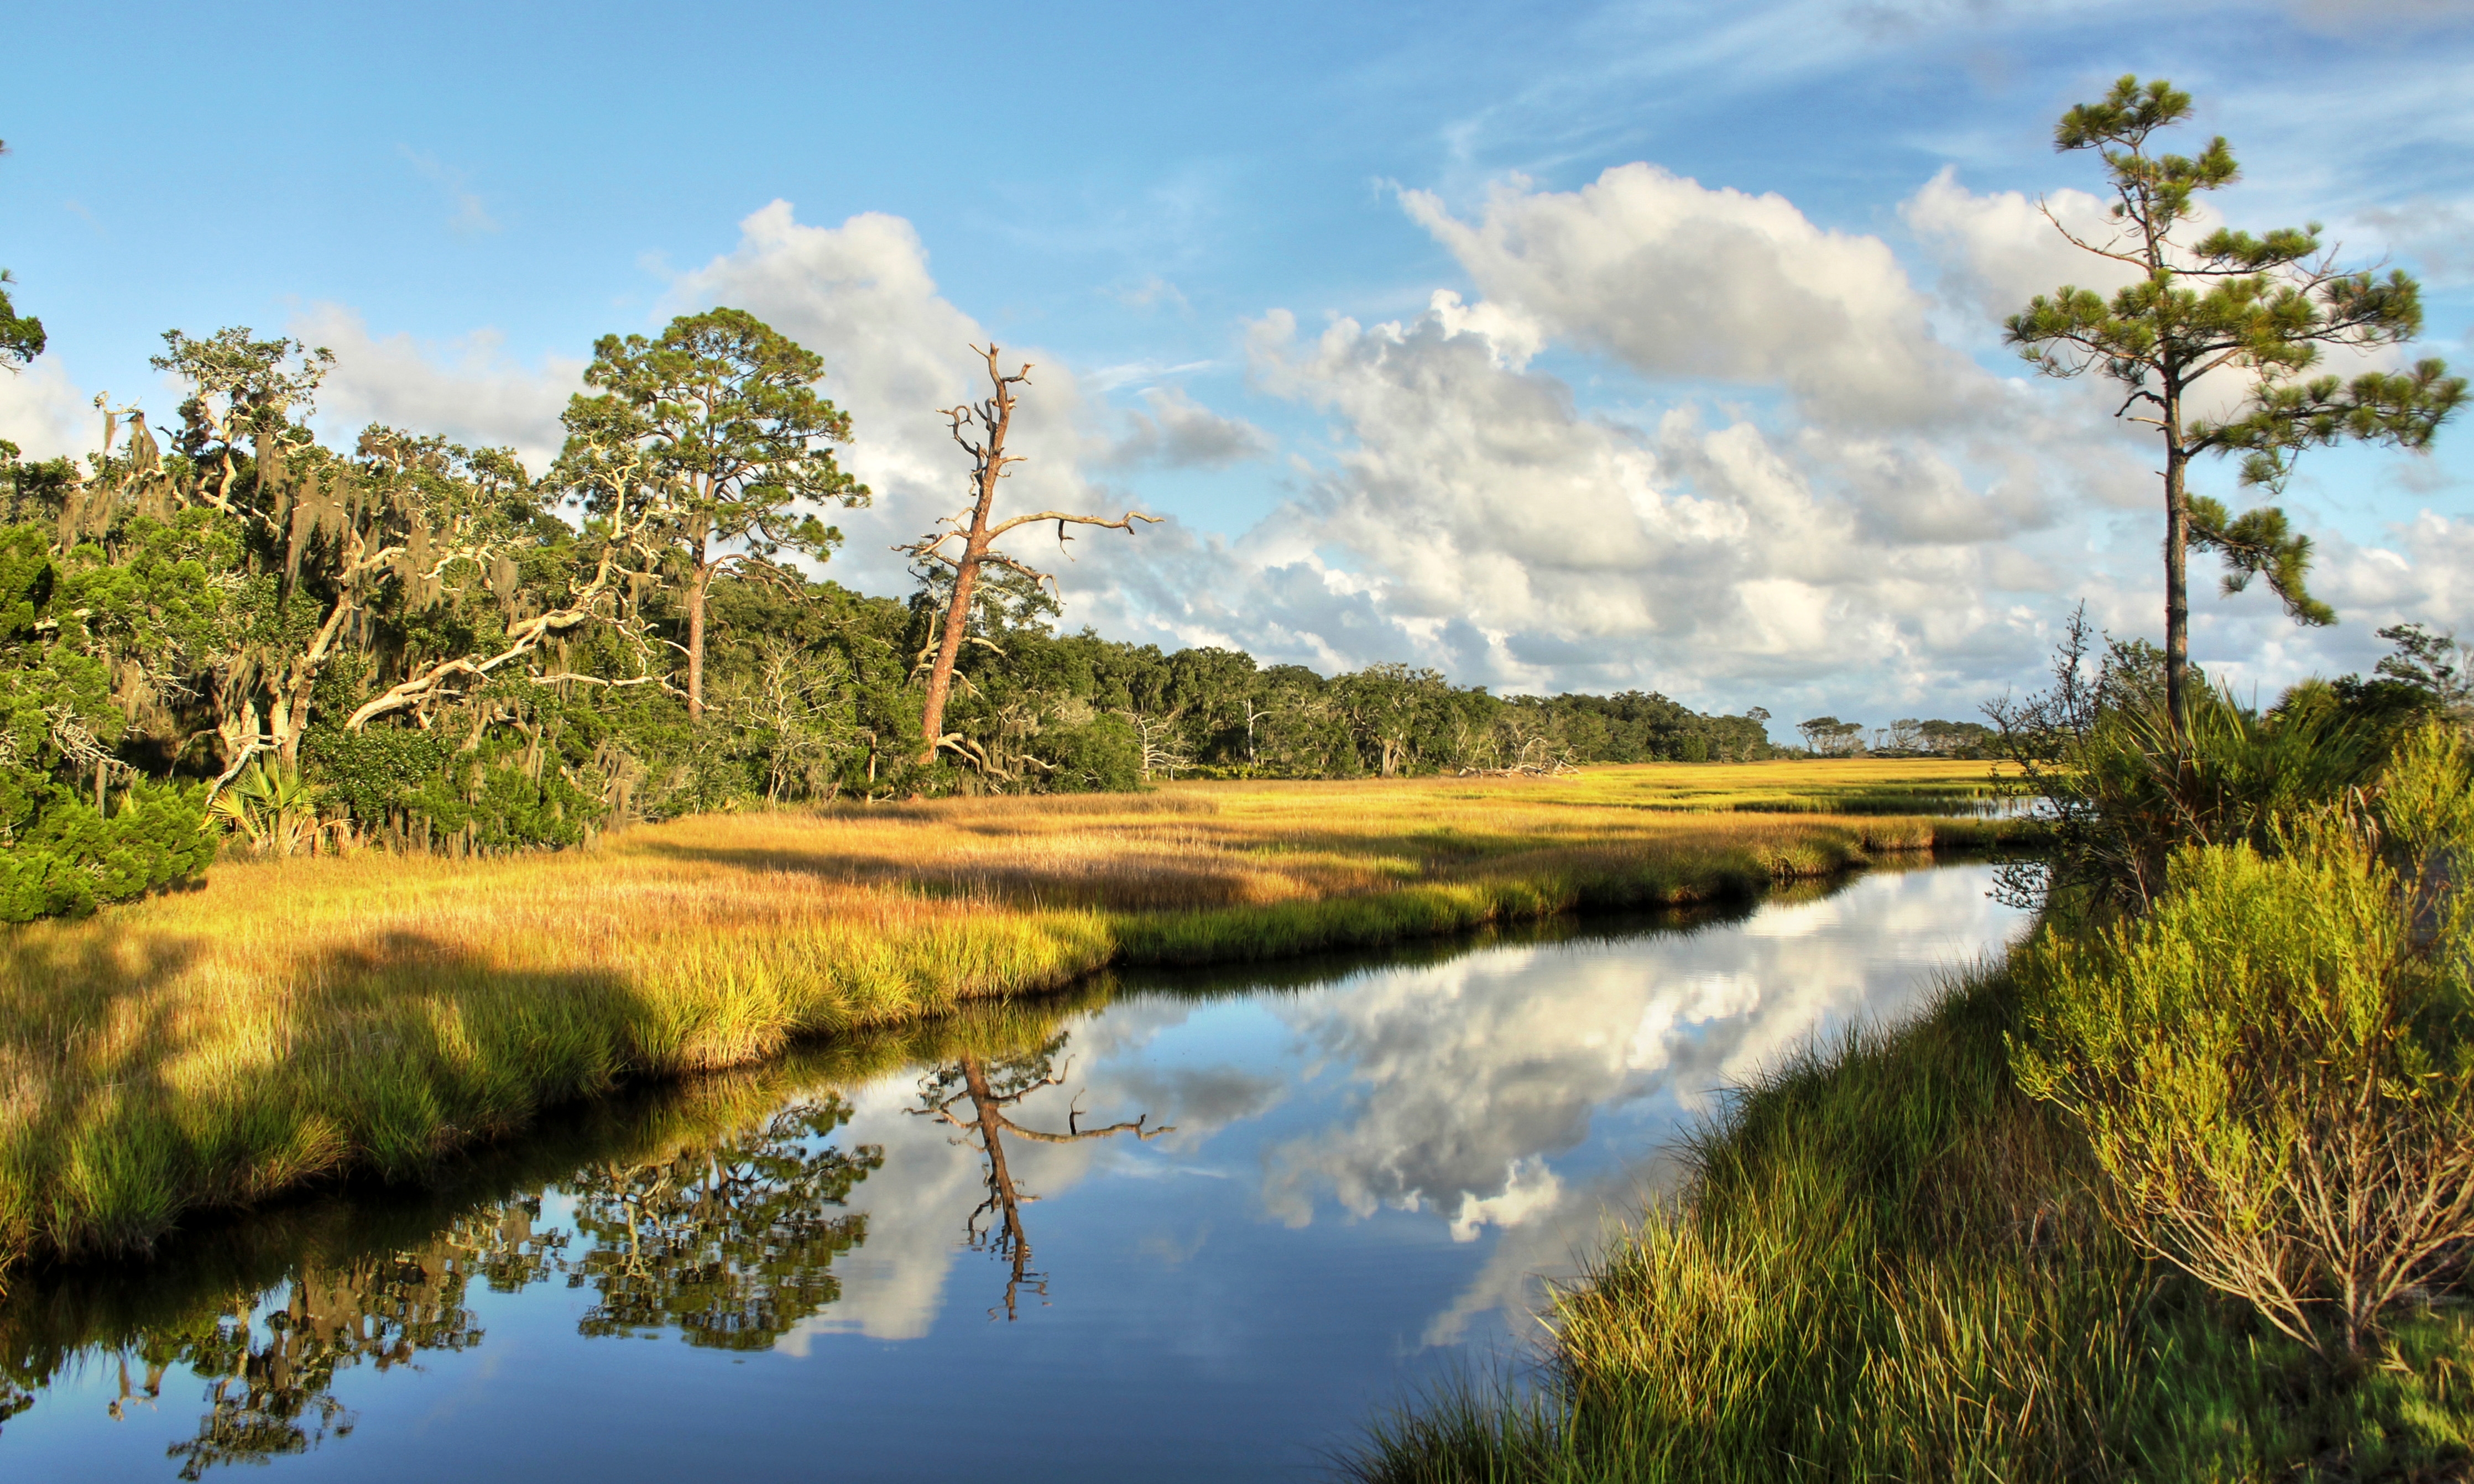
[555,309,868,722]
[2007,76,2464,733]
[906,345,1155,765]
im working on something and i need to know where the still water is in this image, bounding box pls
[2,864,2027,1482]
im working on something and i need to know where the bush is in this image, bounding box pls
[2014,728,2474,1357]
[1031,714,1142,792]
[0,781,213,921]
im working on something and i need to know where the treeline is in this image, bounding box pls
[1793,715,1994,757]
[0,315,1794,918]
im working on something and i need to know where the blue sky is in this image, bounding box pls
[6,0,2472,724]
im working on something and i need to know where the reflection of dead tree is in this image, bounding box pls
[912,1045,1171,1320]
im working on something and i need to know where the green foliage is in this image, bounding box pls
[1031,712,1142,792]
[1794,715,1863,755]
[0,269,41,370]
[0,309,1813,917]
[2007,75,2463,725]
[2016,729,2474,1357]
[206,760,327,858]
[1989,608,2396,912]
[0,520,215,914]
[0,782,211,922]
[555,306,871,717]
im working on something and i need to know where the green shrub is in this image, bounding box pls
[0,781,212,921]
[2015,728,2474,1357]
[1031,713,1142,792]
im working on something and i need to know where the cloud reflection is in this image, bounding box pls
[1255,870,2023,1334]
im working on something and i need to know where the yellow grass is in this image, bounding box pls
[0,762,2027,1281]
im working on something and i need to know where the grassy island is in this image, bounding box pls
[0,760,2021,1284]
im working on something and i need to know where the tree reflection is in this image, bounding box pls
[157,1202,562,1478]
[0,1088,885,1473]
[914,1038,1171,1320]
[564,1094,882,1349]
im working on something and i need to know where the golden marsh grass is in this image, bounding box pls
[0,761,2024,1280]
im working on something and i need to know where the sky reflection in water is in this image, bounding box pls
[2,864,2027,1482]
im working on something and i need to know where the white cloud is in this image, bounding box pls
[1402,165,1982,427]
[664,201,1151,596]
[293,304,581,473]
[1900,166,2143,326]
[1200,296,2082,707]
[1103,385,1274,469]
[2355,195,2474,284]
[0,357,94,461]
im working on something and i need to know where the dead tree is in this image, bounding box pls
[905,346,1156,766]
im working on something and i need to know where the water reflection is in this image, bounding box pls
[567,1095,879,1348]
[913,1041,1172,1320]
[0,865,2027,1483]
[8,1204,562,1478]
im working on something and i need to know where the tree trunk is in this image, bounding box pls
[2163,385,2190,738]
[686,548,712,724]
[916,536,986,766]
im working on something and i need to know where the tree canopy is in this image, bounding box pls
[2006,75,2463,731]
[555,307,868,720]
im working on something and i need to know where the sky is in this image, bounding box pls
[4,0,2472,727]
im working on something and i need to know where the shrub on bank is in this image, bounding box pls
[2016,728,2474,1360]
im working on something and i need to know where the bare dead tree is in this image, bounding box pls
[912,1048,1171,1320]
[1114,706,1190,781]
[904,346,1156,766]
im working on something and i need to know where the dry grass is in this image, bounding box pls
[0,762,2026,1282]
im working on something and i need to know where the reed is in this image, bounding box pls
[0,762,2024,1283]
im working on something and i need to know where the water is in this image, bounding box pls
[2,864,2028,1482]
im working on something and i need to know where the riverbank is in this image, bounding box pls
[0,762,2029,1284]
[1349,952,2474,1482]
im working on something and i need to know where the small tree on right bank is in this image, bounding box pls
[2006,75,2463,738]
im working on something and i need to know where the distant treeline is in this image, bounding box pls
[0,320,1979,918]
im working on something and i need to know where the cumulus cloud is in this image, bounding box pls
[664,201,1158,596]
[2355,196,2474,284]
[0,358,95,461]
[1205,294,2092,706]
[1103,385,1274,469]
[293,304,581,471]
[1402,165,1983,427]
[1900,166,2143,325]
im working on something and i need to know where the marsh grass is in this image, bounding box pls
[1348,961,2474,1483]
[0,762,2024,1283]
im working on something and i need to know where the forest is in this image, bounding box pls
[0,312,1979,922]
